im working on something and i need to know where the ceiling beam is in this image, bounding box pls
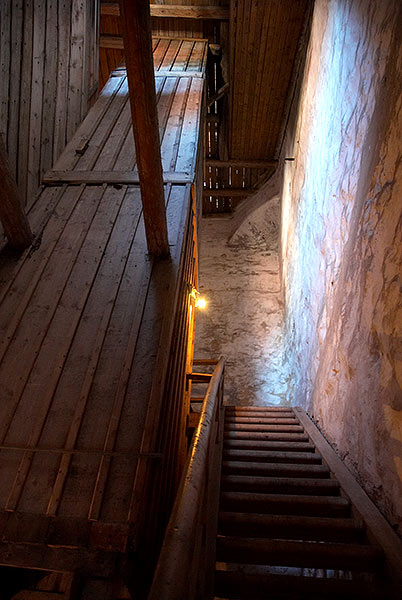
[101,3,229,20]
[206,82,229,108]
[0,134,33,250]
[100,35,124,49]
[119,0,169,257]
[203,188,255,197]
[100,35,210,49]
[205,159,278,169]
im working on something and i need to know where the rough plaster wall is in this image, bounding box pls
[281,0,402,533]
[195,192,291,406]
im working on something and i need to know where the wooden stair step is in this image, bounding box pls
[225,423,304,433]
[214,407,401,599]
[214,570,390,600]
[218,512,365,542]
[225,431,309,442]
[216,536,383,571]
[225,412,295,420]
[222,460,330,478]
[225,411,295,419]
[221,475,340,495]
[225,416,298,425]
[221,491,350,517]
[223,448,322,463]
[225,406,293,412]
[223,439,315,452]
[225,415,296,423]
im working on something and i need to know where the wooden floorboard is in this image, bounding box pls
[0,38,205,572]
[0,184,193,552]
[47,72,204,178]
[0,185,190,540]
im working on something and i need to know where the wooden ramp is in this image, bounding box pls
[0,38,206,582]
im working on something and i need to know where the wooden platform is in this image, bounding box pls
[0,39,206,577]
[44,37,206,186]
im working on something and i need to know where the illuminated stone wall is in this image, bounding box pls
[281,0,402,533]
[195,190,291,406]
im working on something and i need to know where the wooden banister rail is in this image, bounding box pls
[148,357,225,600]
[187,371,212,383]
[192,358,220,366]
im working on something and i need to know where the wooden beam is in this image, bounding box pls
[43,171,192,185]
[206,159,278,169]
[0,134,33,250]
[101,3,229,20]
[100,2,120,15]
[12,592,67,600]
[152,4,229,19]
[187,412,201,430]
[203,188,255,197]
[156,70,204,78]
[0,541,115,576]
[207,82,229,108]
[118,0,169,257]
[100,35,124,49]
[193,358,219,365]
[100,35,210,51]
[187,372,213,382]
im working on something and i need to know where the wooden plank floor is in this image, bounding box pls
[45,38,206,184]
[0,39,205,575]
[0,183,186,540]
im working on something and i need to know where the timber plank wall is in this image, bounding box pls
[99,0,228,90]
[0,0,99,210]
[0,39,206,584]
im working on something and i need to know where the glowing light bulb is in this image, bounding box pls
[196,297,207,310]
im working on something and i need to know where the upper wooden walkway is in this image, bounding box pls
[0,38,206,576]
[45,38,206,186]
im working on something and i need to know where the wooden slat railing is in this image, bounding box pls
[148,357,225,600]
[128,184,198,585]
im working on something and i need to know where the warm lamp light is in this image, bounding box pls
[190,287,207,310]
[196,297,207,310]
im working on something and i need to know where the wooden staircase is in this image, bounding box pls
[215,405,399,600]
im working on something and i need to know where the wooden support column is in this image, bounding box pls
[118,0,169,257]
[0,134,33,250]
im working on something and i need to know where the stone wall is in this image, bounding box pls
[195,188,291,406]
[281,0,402,533]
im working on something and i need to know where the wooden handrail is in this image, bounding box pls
[187,371,212,382]
[192,358,219,366]
[148,357,225,600]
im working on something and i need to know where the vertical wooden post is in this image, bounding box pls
[118,0,169,257]
[0,134,33,250]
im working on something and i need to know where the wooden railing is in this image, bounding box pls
[127,183,199,597]
[148,357,225,600]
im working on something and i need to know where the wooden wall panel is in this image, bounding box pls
[0,0,100,208]
[99,0,228,89]
[229,0,310,160]
[99,13,124,92]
